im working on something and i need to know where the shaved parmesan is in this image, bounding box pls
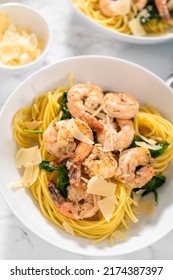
[25,120,43,130]
[11,163,39,188]
[133,199,156,216]
[135,141,161,150]
[66,118,94,145]
[63,222,75,236]
[98,196,117,222]
[105,0,131,15]
[87,176,116,197]
[128,17,146,36]
[0,12,44,66]
[138,134,157,145]
[84,105,106,120]
[103,114,114,152]
[0,42,18,62]
[112,230,128,241]
[16,146,42,168]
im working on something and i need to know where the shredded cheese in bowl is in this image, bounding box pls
[0,12,44,66]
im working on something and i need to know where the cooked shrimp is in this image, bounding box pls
[48,181,99,220]
[97,119,135,151]
[99,0,131,17]
[43,119,93,162]
[43,120,76,159]
[83,146,117,179]
[155,0,171,23]
[119,147,155,189]
[103,92,139,119]
[67,83,104,131]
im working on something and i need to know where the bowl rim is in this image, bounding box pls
[1,55,173,256]
[0,2,52,71]
[67,0,173,44]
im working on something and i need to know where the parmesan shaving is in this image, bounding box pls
[87,176,116,197]
[16,146,42,168]
[0,12,44,66]
[11,163,39,188]
[139,134,157,145]
[84,105,106,120]
[133,199,156,216]
[25,120,43,130]
[135,141,161,150]
[66,118,94,145]
[98,196,117,222]
[103,114,114,152]
[91,104,105,117]
[112,230,128,241]
[128,17,146,36]
[63,222,75,236]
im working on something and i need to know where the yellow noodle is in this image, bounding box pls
[13,86,173,244]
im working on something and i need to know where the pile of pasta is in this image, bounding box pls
[0,12,44,66]
[12,84,173,245]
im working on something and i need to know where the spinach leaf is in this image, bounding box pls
[56,166,69,198]
[39,160,69,198]
[60,91,71,120]
[39,160,59,172]
[150,142,169,158]
[24,129,44,134]
[133,175,166,203]
[129,135,169,158]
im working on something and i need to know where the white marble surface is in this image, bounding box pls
[0,0,173,260]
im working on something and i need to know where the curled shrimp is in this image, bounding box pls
[99,0,131,17]
[83,146,118,179]
[103,92,139,119]
[97,118,135,152]
[48,181,99,220]
[155,0,172,23]
[119,147,155,189]
[67,83,104,131]
[43,119,93,162]
[43,120,76,159]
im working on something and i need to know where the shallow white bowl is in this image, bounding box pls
[67,0,173,45]
[0,3,52,75]
[0,55,173,256]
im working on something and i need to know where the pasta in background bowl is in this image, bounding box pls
[67,0,173,44]
[0,56,173,256]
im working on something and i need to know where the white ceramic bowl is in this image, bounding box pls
[67,0,173,45]
[0,3,52,75]
[0,55,173,256]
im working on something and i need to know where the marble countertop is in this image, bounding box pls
[0,0,173,260]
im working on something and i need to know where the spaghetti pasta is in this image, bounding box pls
[73,0,173,36]
[13,84,173,244]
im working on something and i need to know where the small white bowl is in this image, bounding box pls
[0,3,52,75]
[67,0,173,45]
